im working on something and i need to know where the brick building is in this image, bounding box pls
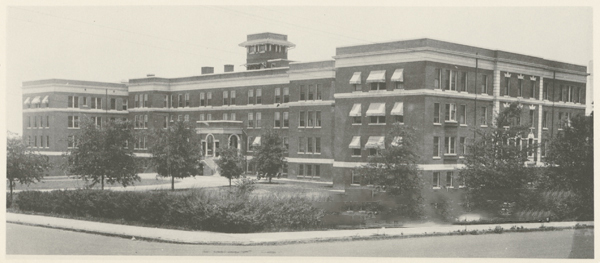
[22,33,588,198]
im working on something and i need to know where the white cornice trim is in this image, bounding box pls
[22,86,128,96]
[23,108,129,114]
[334,89,495,101]
[129,104,292,112]
[287,157,334,164]
[332,161,465,170]
[289,68,335,81]
[287,100,335,107]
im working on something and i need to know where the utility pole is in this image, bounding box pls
[473,53,478,139]
[550,71,556,138]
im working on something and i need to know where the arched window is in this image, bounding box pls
[206,134,214,157]
[229,135,238,149]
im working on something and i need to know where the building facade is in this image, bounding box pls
[22,34,588,196]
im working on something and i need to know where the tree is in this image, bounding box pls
[542,113,593,220]
[7,133,52,201]
[66,119,139,190]
[354,124,424,219]
[215,147,245,187]
[459,102,536,215]
[148,120,203,190]
[251,128,286,183]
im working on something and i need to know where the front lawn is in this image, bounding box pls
[8,176,178,191]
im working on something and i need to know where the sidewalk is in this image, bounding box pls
[6,212,593,245]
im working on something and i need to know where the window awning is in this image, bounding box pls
[42,96,49,104]
[391,102,404,115]
[23,97,31,105]
[366,70,386,83]
[391,68,404,82]
[365,136,385,149]
[366,103,386,116]
[349,103,362,117]
[349,136,361,149]
[31,96,41,104]
[349,72,362,84]
[391,136,403,147]
[252,136,261,146]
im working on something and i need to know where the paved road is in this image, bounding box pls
[6,223,593,258]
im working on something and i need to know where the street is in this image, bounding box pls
[6,223,593,258]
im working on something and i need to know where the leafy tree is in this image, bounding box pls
[459,102,536,215]
[66,119,139,190]
[542,113,593,220]
[354,124,424,219]
[7,133,52,201]
[215,147,245,187]
[251,128,286,183]
[148,120,203,190]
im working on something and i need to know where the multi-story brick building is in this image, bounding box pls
[22,33,588,199]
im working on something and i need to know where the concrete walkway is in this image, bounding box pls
[6,212,592,245]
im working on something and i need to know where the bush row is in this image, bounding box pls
[14,189,325,233]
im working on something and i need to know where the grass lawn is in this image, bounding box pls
[8,176,178,191]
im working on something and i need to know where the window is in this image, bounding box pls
[369,116,386,124]
[46,116,50,128]
[164,95,168,108]
[460,137,466,155]
[575,87,580,103]
[283,112,289,128]
[504,77,510,96]
[248,89,254,104]
[275,88,281,103]
[315,165,321,177]
[433,136,440,157]
[459,105,466,125]
[481,75,488,94]
[558,85,564,101]
[110,98,116,110]
[460,72,467,92]
[283,87,289,103]
[434,68,441,89]
[134,95,139,108]
[567,86,573,102]
[35,136,39,147]
[446,172,454,188]
[308,111,314,127]
[170,95,174,108]
[199,113,205,121]
[308,85,314,100]
[33,116,37,128]
[315,111,321,127]
[68,96,79,108]
[531,80,537,99]
[200,93,205,106]
[248,113,254,128]
[543,83,549,100]
[207,114,212,121]
[530,109,535,127]
[433,172,440,188]
[255,112,261,128]
[445,103,457,122]
[27,116,30,128]
[307,137,313,153]
[300,85,306,101]
[315,138,321,153]
[518,79,523,97]
[82,97,87,107]
[46,135,50,148]
[185,93,190,107]
[565,112,571,127]
[299,164,304,176]
[178,94,183,108]
[91,97,101,109]
[223,91,229,106]
[542,111,548,128]
[445,136,456,154]
[163,116,168,128]
[231,90,236,105]
[433,103,441,124]
[299,111,306,127]
[481,107,488,126]
[256,89,262,104]
[144,94,148,108]
[298,137,305,153]
[207,92,212,106]
[274,112,281,127]
[27,136,31,147]
[184,114,190,122]
[449,70,457,91]
[67,135,75,148]
[316,84,322,100]
[370,82,386,91]
[283,137,289,150]
[68,116,79,128]
[306,164,312,177]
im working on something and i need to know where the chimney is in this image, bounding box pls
[224,64,234,73]
[146,74,155,77]
[201,67,214,74]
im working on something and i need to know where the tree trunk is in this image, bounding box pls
[229,178,232,187]
[171,175,175,191]
[101,175,104,190]
[269,173,272,184]
[9,180,13,207]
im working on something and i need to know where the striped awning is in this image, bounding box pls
[391,136,403,147]
[349,136,361,149]
[349,72,362,85]
[366,103,386,116]
[391,102,404,115]
[365,136,385,149]
[366,70,386,83]
[42,95,49,104]
[252,136,261,146]
[391,68,404,82]
[349,103,362,117]
[23,97,31,105]
[31,96,41,104]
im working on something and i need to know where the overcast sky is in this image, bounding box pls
[4,4,593,136]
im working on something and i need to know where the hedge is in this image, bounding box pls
[14,189,326,233]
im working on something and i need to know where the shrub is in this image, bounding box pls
[493,226,504,234]
[13,189,325,233]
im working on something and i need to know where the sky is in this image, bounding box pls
[3,3,594,136]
